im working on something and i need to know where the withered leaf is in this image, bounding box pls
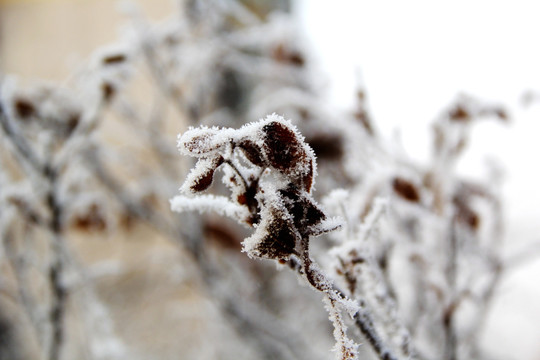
[262,121,306,172]
[278,184,326,236]
[262,120,314,191]
[255,216,298,260]
[238,139,265,167]
[190,168,215,192]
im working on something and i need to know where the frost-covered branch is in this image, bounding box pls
[171,114,410,360]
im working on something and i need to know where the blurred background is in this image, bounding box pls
[1,1,540,359]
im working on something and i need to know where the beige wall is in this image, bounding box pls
[0,0,174,81]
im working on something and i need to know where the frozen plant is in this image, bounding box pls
[171,113,403,360]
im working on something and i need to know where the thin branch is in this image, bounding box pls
[0,101,47,174]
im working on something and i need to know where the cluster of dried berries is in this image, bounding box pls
[174,114,339,262]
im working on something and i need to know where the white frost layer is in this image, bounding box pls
[170,194,249,221]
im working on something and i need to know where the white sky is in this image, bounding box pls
[294,1,540,358]
[294,0,540,237]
